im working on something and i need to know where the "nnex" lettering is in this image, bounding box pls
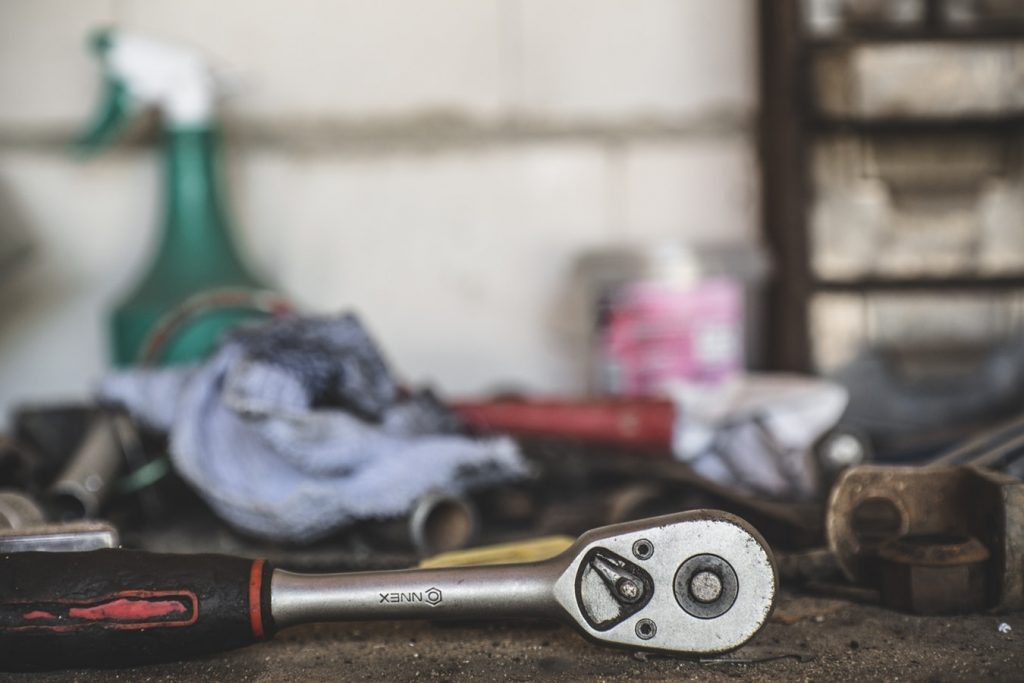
[379,592,425,603]
[378,587,443,606]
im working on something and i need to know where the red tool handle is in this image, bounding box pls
[452,398,676,452]
[0,549,274,670]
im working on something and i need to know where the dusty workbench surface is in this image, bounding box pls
[2,594,1020,682]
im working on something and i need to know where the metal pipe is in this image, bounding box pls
[48,412,129,519]
[928,414,1024,467]
[411,491,477,555]
[365,491,478,556]
[451,398,676,452]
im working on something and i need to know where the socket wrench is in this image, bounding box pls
[0,510,776,669]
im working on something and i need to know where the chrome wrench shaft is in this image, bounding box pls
[273,562,560,625]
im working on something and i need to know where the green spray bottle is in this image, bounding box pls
[77,29,279,366]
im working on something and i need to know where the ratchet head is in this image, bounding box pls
[550,510,777,655]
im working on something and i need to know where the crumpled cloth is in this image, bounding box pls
[669,374,849,500]
[99,314,528,542]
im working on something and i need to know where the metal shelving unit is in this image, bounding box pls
[759,0,1024,454]
[760,0,1024,372]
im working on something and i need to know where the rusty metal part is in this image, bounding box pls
[827,465,1024,611]
[877,534,990,614]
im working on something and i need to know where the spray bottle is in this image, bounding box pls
[77,29,279,366]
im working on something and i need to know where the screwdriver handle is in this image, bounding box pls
[0,549,274,670]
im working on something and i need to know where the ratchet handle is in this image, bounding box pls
[0,549,274,670]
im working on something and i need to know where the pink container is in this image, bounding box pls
[601,278,744,394]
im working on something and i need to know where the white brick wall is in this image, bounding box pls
[120,0,511,121]
[619,137,758,243]
[517,0,755,120]
[0,0,114,128]
[0,0,758,417]
[230,143,618,392]
[0,150,154,405]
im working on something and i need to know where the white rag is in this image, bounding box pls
[669,374,849,499]
[99,314,528,542]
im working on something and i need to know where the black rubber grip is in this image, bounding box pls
[0,549,274,670]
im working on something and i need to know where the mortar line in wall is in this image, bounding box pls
[0,114,754,157]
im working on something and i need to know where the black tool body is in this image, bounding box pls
[0,549,274,670]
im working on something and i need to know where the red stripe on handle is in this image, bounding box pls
[68,598,187,621]
[1,590,198,633]
[248,560,266,639]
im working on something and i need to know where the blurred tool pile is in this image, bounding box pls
[2,310,1021,621]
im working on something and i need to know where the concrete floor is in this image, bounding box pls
[3,594,1020,682]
